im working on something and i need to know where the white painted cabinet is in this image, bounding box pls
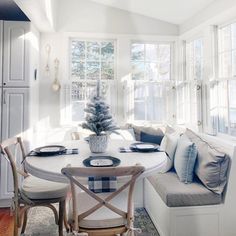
[3,21,30,87]
[0,21,3,87]
[0,21,39,207]
[2,88,29,140]
[0,88,29,200]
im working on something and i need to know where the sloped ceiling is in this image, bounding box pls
[0,0,29,21]
[89,0,217,24]
[57,0,178,35]
[14,0,58,32]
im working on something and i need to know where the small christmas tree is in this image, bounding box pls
[82,81,118,136]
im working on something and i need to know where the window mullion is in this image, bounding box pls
[99,42,102,81]
[144,44,147,121]
[227,80,231,135]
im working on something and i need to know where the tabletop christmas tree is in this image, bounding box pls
[82,80,118,152]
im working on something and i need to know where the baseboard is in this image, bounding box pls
[0,199,11,208]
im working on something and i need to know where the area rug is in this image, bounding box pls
[22,207,159,236]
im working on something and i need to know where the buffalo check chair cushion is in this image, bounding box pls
[88,176,117,193]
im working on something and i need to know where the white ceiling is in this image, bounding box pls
[89,0,217,25]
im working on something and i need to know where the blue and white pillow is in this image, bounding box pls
[174,134,197,183]
[140,131,164,145]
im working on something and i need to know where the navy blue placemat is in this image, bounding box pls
[27,148,79,156]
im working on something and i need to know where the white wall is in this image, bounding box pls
[37,0,179,132]
[57,0,178,35]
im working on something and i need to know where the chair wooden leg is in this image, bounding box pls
[64,202,70,232]
[45,204,59,224]
[59,199,65,236]
[21,209,28,234]
[14,208,19,236]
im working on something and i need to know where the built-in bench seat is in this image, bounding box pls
[147,170,222,207]
[143,129,236,236]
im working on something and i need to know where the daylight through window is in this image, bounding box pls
[130,42,173,122]
[69,39,116,122]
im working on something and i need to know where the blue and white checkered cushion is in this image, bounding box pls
[88,177,117,193]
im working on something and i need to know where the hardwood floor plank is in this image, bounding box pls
[0,208,13,236]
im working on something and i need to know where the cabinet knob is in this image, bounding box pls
[3,83,6,86]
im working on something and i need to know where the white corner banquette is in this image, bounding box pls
[144,132,236,236]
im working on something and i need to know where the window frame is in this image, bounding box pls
[212,22,236,137]
[128,40,175,124]
[63,37,118,125]
[176,38,204,131]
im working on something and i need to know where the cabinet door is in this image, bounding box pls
[0,88,29,199]
[3,21,30,87]
[0,21,3,86]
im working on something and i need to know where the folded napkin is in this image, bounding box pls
[119,147,135,153]
[64,148,79,155]
[119,147,162,153]
[88,176,117,193]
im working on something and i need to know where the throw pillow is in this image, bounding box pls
[161,132,179,173]
[160,125,176,151]
[165,125,176,134]
[174,134,197,183]
[127,124,164,141]
[185,128,230,194]
[109,128,135,141]
[140,131,164,145]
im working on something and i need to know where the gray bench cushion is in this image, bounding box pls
[147,171,222,207]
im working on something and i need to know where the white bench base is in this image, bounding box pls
[144,178,221,236]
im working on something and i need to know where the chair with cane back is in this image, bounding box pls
[0,137,69,236]
[61,165,144,236]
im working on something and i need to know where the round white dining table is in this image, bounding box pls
[25,139,168,183]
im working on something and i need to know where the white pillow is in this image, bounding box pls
[160,135,167,151]
[160,125,176,151]
[161,132,179,173]
[109,129,135,141]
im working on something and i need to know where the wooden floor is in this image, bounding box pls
[0,208,13,236]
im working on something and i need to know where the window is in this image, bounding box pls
[176,39,203,130]
[68,39,116,122]
[186,39,203,81]
[128,42,173,123]
[210,23,236,136]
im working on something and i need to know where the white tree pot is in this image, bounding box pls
[89,134,108,153]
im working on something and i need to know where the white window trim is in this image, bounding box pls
[127,40,175,124]
[60,37,118,125]
[176,38,204,131]
[211,22,236,137]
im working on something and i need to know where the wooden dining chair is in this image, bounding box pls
[71,132,80,140]
[0,137,69,236]
[61,165,145,236]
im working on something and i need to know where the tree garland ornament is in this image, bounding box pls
[82,80,118,136]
